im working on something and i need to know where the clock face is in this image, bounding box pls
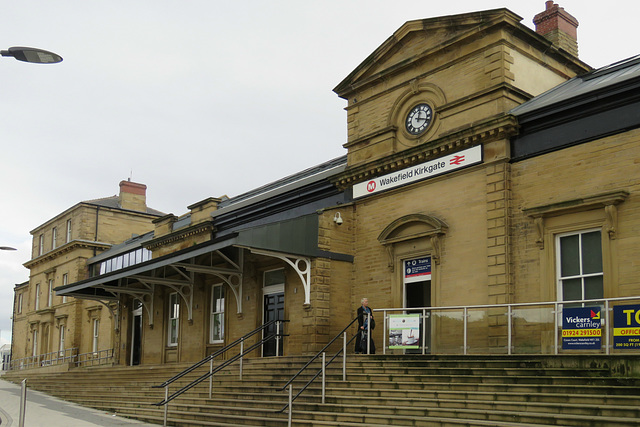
[405,103,433,135]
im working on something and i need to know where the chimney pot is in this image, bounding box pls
[118,180,148,212]
[533,1,579,57]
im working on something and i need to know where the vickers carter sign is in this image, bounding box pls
[352,145,483,199]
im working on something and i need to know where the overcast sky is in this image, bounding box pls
[0,1,637,344]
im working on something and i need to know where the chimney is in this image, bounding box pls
[533,1,579,57]
[119,179,147,212]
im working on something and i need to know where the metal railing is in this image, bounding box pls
[374,296,640,355]
[278,316,360,426]
[10,348,78,370]
[76,348,114,367]
[152,319,287,427]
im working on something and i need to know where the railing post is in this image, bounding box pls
[18,378,26,427]
[288,384,293,427]
[605,300,611,355]
[366,312,371,355]
[276,321,281,357]
[463,307,468,355]
[507,305,512,355]
[163,386,168,427]
[422,309,427,355]
[343,332,347,381]
[554,302,559,355]
[240,338,244,381]
[383,310,387,355]
[321,352,326,404]
[209,357,213,399]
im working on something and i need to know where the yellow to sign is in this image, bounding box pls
[614,328,640,336]
[562,329,601,337]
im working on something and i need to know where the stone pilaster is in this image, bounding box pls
[486,161,513,351]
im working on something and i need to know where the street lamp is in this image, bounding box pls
[1,46,62,64]
[0,246,17,251]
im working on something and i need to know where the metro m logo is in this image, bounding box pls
[366,181,376,193]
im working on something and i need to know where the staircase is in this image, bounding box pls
[4,355,640,426]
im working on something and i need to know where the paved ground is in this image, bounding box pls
[0,378,159,426]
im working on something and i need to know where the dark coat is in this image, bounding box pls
[355,305,375,354]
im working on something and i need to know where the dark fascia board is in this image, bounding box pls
[214,180,346,232]
[514,78,640,132]
[214,156,346,217]
[511,97,640,161]
[215,192,350,238]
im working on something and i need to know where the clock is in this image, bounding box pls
[405,103,433,135]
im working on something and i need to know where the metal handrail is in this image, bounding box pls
[11,348,78,370]
[154,319,280,389]
[152,319,288,427]
[76,348,113,367]
[277,316,359,414]
[153,333,278,406]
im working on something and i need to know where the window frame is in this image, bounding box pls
[92,318,100,353]
[209,284,225,344]
[32,329,38,357]
[62,274,68,303]
[555,228,604,305]
[48,279,53,307]
[66,219,72,243]
[35,283,40,310]
[167,292,179,347]
[59,325,65,356]
[52,227,57,249]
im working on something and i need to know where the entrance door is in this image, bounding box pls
[404,257,432,353]
[263,292,284,357]
[130,301,142,366]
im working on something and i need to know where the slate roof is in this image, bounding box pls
[82,195,165,216]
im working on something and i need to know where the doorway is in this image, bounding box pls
[130,300,142,366]
[263,292,284,357]
[263,268,285,357]
[404,256,432,353]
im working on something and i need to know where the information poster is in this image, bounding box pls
[561,307,602,350]
[389,314,420,349]
[613,304,640,349]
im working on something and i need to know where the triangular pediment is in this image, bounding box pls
[334,8,522,98]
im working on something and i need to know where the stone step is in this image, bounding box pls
[73,391,640,420]
[6,354,640,426]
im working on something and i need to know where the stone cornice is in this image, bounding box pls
[332,114,518,189]
[145,222,215,250]
[23,240,111,269]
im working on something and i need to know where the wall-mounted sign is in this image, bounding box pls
[561,306,602,350]
[389,314,420,349]
[613,304,640,349]
[352,145,482,199]
[404,257,431,283]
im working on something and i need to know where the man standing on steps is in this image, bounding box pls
[355,297,376,354]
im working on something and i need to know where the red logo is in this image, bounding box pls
[450,155,465,165]
[366,181,376,193]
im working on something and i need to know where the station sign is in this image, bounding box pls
[561,306,602,350]
[613,304,640,349]
[353,145,482,199]
[404,257,431,283]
